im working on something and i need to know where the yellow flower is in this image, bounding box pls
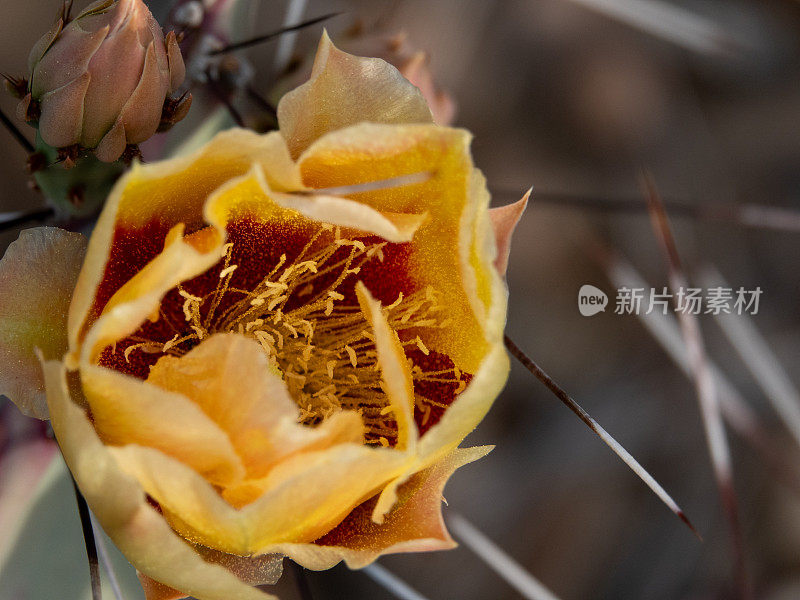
[0,33,527,600]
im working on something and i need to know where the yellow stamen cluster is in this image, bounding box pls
[127,226,466,443]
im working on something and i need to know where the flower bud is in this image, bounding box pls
[22,0,188,162]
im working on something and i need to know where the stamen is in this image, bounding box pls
[119,224,461,444]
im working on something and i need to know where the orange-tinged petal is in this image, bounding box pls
[146,333,363,480]
[42,358,278,600]
[259,445,492,570]
[81,363,246,487]
[110,441,410,554]
[277,31,433,159]
[0,227,86,419]
[490,189,530,276]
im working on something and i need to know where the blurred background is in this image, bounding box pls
[2,1,800,599]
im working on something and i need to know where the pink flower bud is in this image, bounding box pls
[24,0,187,162]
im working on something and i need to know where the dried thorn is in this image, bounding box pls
[699,266,800,450]
[209,12,343,56]
[504,334,701,540]
[71,475,103,600]
[0,106,34,153]
[57,145,81,169]
[641,171,751,599]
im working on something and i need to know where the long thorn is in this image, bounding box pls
[209,12,342,56]
[363,564,432,600]
[0,207,54,232]
[71,476,102,600]
[89,512,124,600]
[0,107,34,153]
[603,252,800,499]
[448,514,562,600]
[274,0,308,73]
[699,265,800,450]
[564,0,740,56]
[642,172,751,599]
[504,334,701,539]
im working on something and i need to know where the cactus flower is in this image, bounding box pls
[19,0,188,162]
[0,33,527,600]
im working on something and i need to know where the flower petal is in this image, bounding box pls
[0,228,86,419]
[146,333,363,482]
[38,72,91,148]
[118,41,170,145]
[95,118,128,163]
[355,282,416,452]
[260,445,492,570]
[110,442,410,554]
[299,123,506,374]
[490,189,530,276]
[42,358,277,600]
[277,31,433,159]
[81,363,246,486]
[165,31,186,94]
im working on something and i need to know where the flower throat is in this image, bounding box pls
[102,220,471,445]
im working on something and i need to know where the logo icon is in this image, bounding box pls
[578,284,608,316]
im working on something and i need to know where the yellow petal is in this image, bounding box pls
[277,31,433,159]
[41,358,277,600]
[355,282,416,451]
[110,442,410,554]
[204,166,426,244]
[81,363,246,486]
[299,123,506,374]
[258,445,492,570]
[0,227,86,418]
[147,333,363,480]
